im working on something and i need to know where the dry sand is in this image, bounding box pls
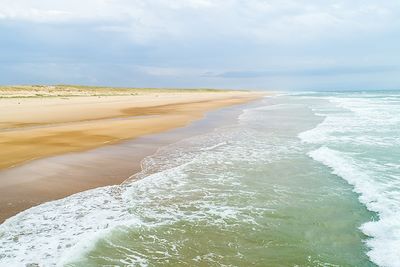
[0,86,263,222]
[0,90,261,169]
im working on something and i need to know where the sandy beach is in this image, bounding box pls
[0,85,262,222]
[1,2,396,265]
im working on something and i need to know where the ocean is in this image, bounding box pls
[0,91,399,267]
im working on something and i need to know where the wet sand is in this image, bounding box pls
[0,89,263,222]
[0,91,260,169]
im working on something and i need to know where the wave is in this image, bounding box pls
[0,102,278,266]
[298,94,400,147]
[0,152,203,267]
[0,184,136,266]
[2,92,397,266]
[308,147,400,267]
[300,92,400,267]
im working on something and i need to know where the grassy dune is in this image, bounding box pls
[0,85,234,98]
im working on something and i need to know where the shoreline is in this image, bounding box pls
[0,92,261,170]
[0,89,264,223]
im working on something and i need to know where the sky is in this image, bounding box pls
[0,0,400,91]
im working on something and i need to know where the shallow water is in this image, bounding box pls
[299,91,400,267]
[1,92,397,266]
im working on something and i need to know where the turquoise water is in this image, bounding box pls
[1,92,398,266]
[299,91,400,267]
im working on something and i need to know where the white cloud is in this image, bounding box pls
[0,0,399,44]
[136,65,200,77]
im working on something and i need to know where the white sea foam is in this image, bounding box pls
[2,92,398,266]
[309,147,400,267]
[301,92,400,267]
[299,94,400,147]
[0,106,287,266]
[0,157,202,267]
[0,185,136,266]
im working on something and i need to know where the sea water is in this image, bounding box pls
[0,92,399,267]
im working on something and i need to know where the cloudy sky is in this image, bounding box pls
[1,0,399,90]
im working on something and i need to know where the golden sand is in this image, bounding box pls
[0,89,262,170]
[0,87,263,222]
